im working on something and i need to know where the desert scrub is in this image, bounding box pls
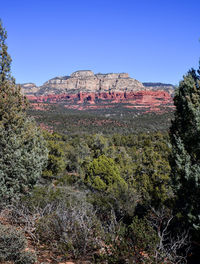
[0,223,37,263]
[34,186,103,258]
[12,185,103,259]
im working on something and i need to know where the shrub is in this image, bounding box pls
[16,251,37,264]
[85,154,128,193]
[12,185,103,259]
[0,223,36,263]
[35,186,102,258]
[42,131,66,179]
[95,215,158,264]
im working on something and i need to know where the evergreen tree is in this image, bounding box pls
[0,20,48,203]
[170,66,200,230]
[85,154,127,192]
[0,19,26,127]
[0,20,12,84]
[42,131,66,179]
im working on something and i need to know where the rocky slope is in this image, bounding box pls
[28,90,173,112]
[21,70,174,112]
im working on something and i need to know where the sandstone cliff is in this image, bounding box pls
[27,90,174,112]
[21,70,145,95]
[21,70,174,112]
[20,83,38,95]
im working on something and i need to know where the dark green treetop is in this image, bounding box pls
[0,19,12,84]
[170,65,200,230]
[0,20,48,203]
[0,20,28,128]
[85,154,128,193]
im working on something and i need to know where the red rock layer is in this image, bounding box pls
[27,90,174,112]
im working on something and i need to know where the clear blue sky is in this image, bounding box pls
[1,0,200,86]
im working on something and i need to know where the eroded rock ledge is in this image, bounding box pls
[21,70,145,95]
[27,90,174,112]
[22,70,174,112]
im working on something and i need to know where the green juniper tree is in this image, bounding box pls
[0,20,48,203]
[85,154,127,192]
[170,65,200,230]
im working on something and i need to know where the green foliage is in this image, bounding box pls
[22,185,103,259]
[0,20,48,203]
[170,67,200,230]
[0,118,48,203]
[111,132,171,207]
[22,184,66,209]
[0,223,36,263]
[0,20,26,127]
[89,134,109,158]
[15,251,37,264]
[42,131,66,179]
[85,154,128,192]
[88,186,139,223]
[129,216,158,254]
[0,20,13,85]
[32,131,171,222]
[97,216,158,264]
[28,102,173,136]
[132,144,171,206]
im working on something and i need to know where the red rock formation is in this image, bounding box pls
[27,90,174,113]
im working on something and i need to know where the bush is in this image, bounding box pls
[98,216,158,264]
[0,223,37,263]
[13,185,103,259]
[35,186,102,258]
[88,186,139,224]
[42,131,66,179]
[16,251,37,264]
[85,154,128,193]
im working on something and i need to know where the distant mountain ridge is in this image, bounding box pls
[20,70,174,112]
[21,70,145,96]
[142,82,175,95]
[143,82,174,87]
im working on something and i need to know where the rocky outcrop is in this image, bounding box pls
[21,70,145,96]
[20,83,39,95]
[21,71,174,112]
[27,90,174,112]
[143,82,175,95]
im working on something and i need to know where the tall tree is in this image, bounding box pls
[0,20,12,84]
[0,20,26,127]
[170,66,200,230]
[0,20,48,203]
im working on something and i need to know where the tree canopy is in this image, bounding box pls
[0,20,48,203]
[170,66,200,230]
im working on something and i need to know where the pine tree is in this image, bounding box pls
[0,20,12,84]
[0,20,48,203]
[170,66,200,230]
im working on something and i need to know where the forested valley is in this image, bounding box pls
[1,20,200,264]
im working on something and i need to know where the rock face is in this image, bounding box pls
[21,70,145,95]
[26,90,174,112]
[143,82,175,95]
[21,70,174,112]
[31,90,170,103]
[20,83,39,95]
